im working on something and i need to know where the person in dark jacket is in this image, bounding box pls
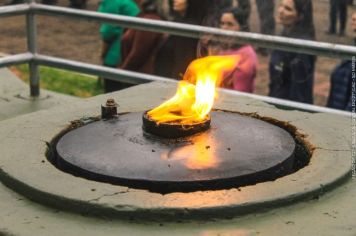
[327,61,353,111]
[327,12,356,111]
[119,0,163,75]
[326,0,348,36]
[269,0,316,104]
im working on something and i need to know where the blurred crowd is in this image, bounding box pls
[7,0,355,111]
[96,0,355,111]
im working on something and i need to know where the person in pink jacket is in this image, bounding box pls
[200,7,258,93]
[219,44,257,93]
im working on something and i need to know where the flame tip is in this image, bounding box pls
[149,55,240,124]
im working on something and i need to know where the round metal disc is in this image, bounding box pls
[55,111,296,193]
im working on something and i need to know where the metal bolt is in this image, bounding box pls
[101,98,118,120]
[106,98,116,107]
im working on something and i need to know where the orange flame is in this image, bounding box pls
[148,55,240,124]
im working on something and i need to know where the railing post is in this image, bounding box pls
[26,0,39,97]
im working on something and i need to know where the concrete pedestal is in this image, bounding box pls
[0,81,354,236]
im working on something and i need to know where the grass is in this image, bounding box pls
[12,64,104,98]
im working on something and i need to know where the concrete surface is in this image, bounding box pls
[0,81,355,236]
[0,68,80,121]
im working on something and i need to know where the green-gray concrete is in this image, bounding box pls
[0,81,354,236]
[0,68,80,121]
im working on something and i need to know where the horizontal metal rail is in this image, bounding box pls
[31,3,356,60]
[1,3,355,59]
[0,3,353,116]
[36,55,354,116]
[221,88,351,117]
[0,53,347,116]
[0,53,33,67]
[35,54,175,84]
[0,4,29,17]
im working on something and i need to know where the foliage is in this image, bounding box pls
[13,64,103,97]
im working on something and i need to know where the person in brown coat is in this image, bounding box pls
[155,0,209,79]
[120,0,163,75]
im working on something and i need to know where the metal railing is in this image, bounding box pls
[0,1,353,116]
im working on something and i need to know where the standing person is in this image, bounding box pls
[203,0,250,28]
[326,12,356,111]
[327,0,348,36]
[205,8,257,93]
[98,0,140,92]
[155,0,208,79]
[119,0,163,75]
[269,0,316,104]
[197,0,251,58]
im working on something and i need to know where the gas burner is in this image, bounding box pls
[142,111,211,138]
[52,111,301,194]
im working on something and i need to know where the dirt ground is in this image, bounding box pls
[1,0,356,106]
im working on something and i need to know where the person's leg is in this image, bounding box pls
[102,64,134,93]
[339,0,348,35]
[328,0,337,34]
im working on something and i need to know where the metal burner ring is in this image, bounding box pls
[142,111,211,138]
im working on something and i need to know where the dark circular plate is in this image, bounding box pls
[54,111,296,193]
